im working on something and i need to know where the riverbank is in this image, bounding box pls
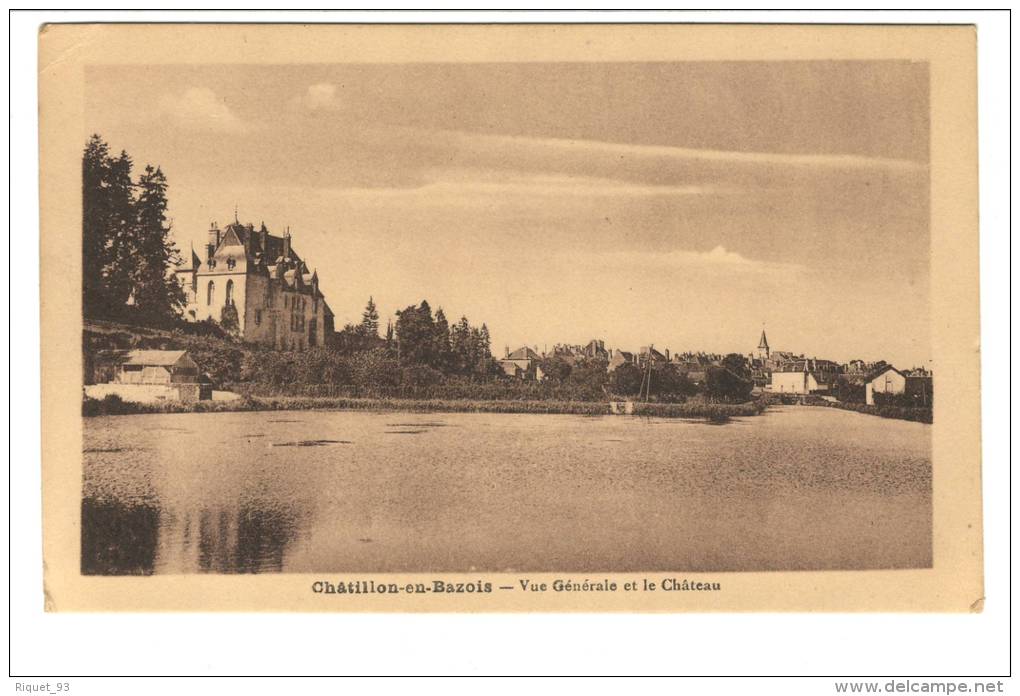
[759,394,932,424]
[82,393,766,420]
[810,399,933,424]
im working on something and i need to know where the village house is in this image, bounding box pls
[670,351,719,384]
[904,370,934,406]
[768,357,842,395]
[607,349,636,373]
[498,346,544,380]
[865,364,906,400]
[582,339,609,360]
[87,349,211,402]
[637,346,668,368]
[174,217,335,350]
[550,344,584,364]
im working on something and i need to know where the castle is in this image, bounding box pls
[174,218,334,350]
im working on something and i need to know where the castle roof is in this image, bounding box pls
[506,346,541,361]
[758,329,770,350]
[214,220,303,267]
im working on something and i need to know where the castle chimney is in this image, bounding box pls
[504,346,510,359]
[259,222,268,256]
[208,221,220,250]
[283,227,291,260]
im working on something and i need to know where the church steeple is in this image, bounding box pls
[757,328,770,360]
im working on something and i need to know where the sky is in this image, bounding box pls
[85,61,931,367]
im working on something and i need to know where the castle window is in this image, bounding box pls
[226,256,236,270]
[225,279,234,306]
[254,309,262,326]
[207,280,215,306]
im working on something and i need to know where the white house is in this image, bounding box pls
[767,358,840,395]
[865,365,907,405]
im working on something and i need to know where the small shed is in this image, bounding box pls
[89,349,210,402]
[94,350,200,385]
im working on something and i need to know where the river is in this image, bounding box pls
[81,405,931,574]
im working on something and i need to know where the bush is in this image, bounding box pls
[610,363,643,396]
[82,394,135,416]
[704,366,754,402]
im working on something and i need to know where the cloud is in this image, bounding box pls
[326,168,739,200]
[423,129,929,201]
[436,128,927,174]
[292,83,341,111]
[581,245,807,277]
[287,123,927,203]
[156,87,252,133]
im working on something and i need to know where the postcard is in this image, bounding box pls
[39,23,981,611]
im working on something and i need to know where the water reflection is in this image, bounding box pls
[81,498,159,575]
[82,498,302,575]
[82,408,932,573]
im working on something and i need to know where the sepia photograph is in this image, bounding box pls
[78,59,935,577]
[36,22,983,615]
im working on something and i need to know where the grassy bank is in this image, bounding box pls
[810,399,933,424]
[82,393,765,420]
[633,400,766,420]
[759,393,933,424]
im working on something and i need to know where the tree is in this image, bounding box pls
[432,308,452,372]
[721,353,750,379]
[834,376,865,403]
[450,316,474,374]
[104,150,141,312]
[349,348,401,388]
[82,135,113,318]
[129,165,184,325]
[82,135,136,319]
[705,366,753,402]
[472,323,495,376]
[385,319,394,345]
[565,358,610,400]
[81,135,183,326]
[610,363,643,396]
[539,355,573,381]
[360,296,380,337]
[394,300,437,366]
[334,322,371,353]
[649,364,697,401]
